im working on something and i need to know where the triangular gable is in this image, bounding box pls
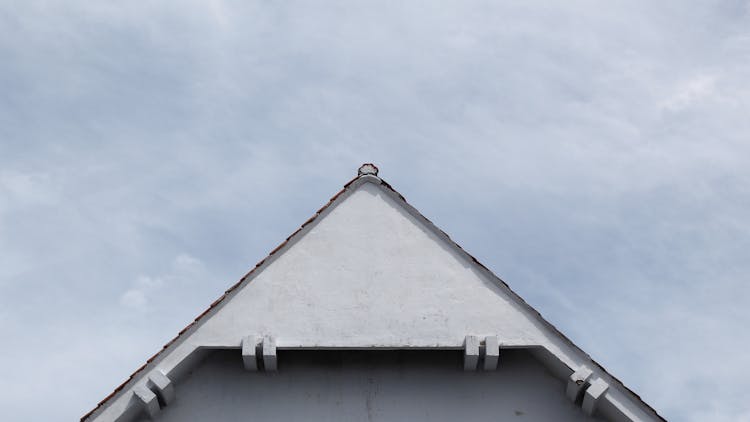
[83,166,663,422]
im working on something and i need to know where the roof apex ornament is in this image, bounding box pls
[358,163,379,176]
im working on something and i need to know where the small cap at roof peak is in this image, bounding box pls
[358,163,379,176]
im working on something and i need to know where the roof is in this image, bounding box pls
[82,164,664,422]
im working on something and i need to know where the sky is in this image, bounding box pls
[1,1,749,420]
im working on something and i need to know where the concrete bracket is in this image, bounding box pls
[566,367,594,402]
[242,335,261,371]
[147,370,175,406]
[483,336,500,370]
[463,335,480,371]
[582,378,610,416]
[262,335,277,372]
[134,385,160,419]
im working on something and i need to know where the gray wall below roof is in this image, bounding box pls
[138,349,605,422]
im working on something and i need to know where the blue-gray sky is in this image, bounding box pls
[1,1,749,421]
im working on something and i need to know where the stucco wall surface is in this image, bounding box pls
[196,181,545,348]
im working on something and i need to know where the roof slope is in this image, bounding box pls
[82,165,664,422]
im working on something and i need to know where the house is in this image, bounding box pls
[82,164,663,421]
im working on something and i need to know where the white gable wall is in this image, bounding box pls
[88,176,659,422]
[198,181,545,347]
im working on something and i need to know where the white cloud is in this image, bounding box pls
[0,170,60,208]
[660,74,718,111]
[0,1,749,421]
[119,254,208,311]
[119,288,147,309]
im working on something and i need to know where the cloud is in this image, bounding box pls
[120,288,148,309]
[0,170,60,208]
[660,74,718,111]
[0,1,749,421]
[119,254,208,311]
